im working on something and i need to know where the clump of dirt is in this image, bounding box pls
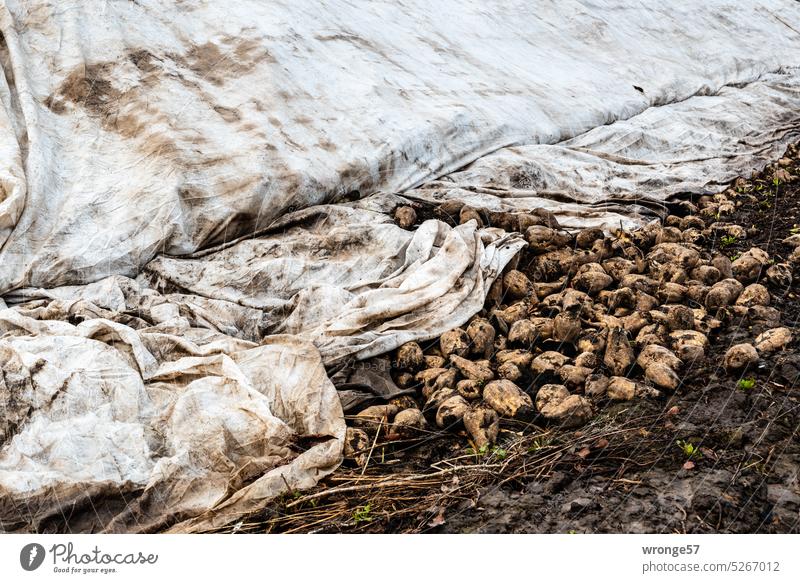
[236,146,799,534]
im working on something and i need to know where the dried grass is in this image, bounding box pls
[214,407,666,533]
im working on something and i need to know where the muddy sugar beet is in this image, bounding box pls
[377,188,796,449]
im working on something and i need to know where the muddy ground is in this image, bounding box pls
[239,147,799,535]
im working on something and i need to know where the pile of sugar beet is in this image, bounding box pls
[344,148,798,461]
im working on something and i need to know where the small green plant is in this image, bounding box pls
[491,446,508,460]
[677,440,701,459]
[729,252,740,262]
[353,503,374,523]
[466,444,489,457]
[737,377,756,390]
[720,235,737,248]
[527,435,552,453]
[790,224,800,234]
[469,444,507,459]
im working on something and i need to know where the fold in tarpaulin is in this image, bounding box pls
[0,0,799,532]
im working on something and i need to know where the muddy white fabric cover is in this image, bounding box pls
[0,309,345,533]
[1,0,800,532]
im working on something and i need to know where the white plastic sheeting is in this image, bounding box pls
[1,0,800,532]
[406,74,800,228]
[142,198,524,362]
[0,308,345,533]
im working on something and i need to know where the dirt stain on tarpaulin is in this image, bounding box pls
[317,138,337,152]
[44,62,118,115]
[43,36,274,156]
[177,36,276,86]
[333,147,398,200]
[128,48,161,74]
[213,105,241,122]
[37,37,383,244]
[43,55,184,162]
[314,32,413,74]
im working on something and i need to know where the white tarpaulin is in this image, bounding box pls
[1,0,800,532]
[0,309,345,533]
